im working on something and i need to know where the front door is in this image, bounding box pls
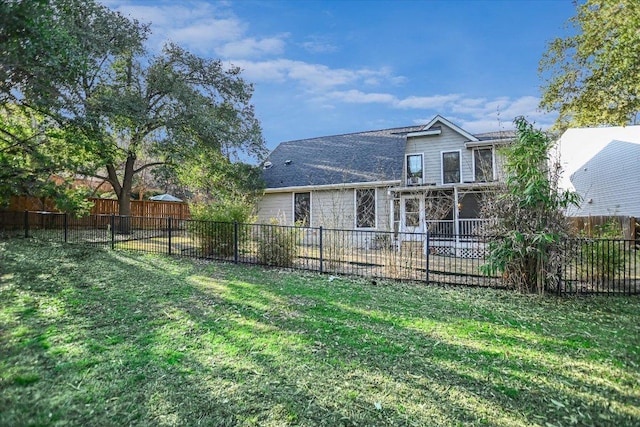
[400,195,425,240]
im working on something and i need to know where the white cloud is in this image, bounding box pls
[324,90,396,104]
[233,59,400,91]
[301,38,338,54]
[106,1,281,57]
[395,94,462,109]
[217,36,287,58]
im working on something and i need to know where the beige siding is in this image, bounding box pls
[257,185,394,231]
[256,193,291,224]
[313,189,353,228]
[375,187,393,231]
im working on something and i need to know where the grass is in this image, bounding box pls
[1,238,639,426]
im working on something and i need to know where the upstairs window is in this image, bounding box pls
[442,151,461,184]
[474,148,494,182]
[355,189,376,228]
[294,192,311,226]
[406,154,424,185]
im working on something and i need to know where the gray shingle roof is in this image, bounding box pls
[262,125,422,188]
[262,124,513,189]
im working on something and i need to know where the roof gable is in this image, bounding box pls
[408,115,479,142]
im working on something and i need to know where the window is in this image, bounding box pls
[474,148,494,182]
[406,154,423,185]
[442,151,461,184]
[294,192,310,226]
[355,189,376,228]
[404,198,421,227]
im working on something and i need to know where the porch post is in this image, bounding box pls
[390,196,399,250]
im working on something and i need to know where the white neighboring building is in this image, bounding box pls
[556,126,640,217]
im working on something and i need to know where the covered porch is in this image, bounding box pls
[389,184,496,257]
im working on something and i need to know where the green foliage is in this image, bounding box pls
[539,0,640,128]
[481,117,579,293]
[0,105,95,210]
[176,151,265,203]
[257,219,300,267]
[93,43,265,215]
[189,200,255,257]
[1,0,265,217]
[580,220,626,281]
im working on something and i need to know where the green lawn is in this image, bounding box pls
[1,239,639,426]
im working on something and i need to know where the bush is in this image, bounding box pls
[580,220,626,282]
[257,219,300,267]
[189,200,254,257]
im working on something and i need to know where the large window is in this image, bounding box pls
[355,189,376,228]
[404,198,421,227]
[474,148,494,182]
[294,192,311,226]
[406,154,424,185]
[442,151,461,184]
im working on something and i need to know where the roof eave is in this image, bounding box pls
[264,180,401,193]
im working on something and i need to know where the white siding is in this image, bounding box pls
[567,140,640,217]
[405,125,474,185]
[405,124,507,185]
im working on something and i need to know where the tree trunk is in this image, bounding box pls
[117,190,132,234]
[106,154,136,234]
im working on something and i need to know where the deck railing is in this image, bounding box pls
[425,219,492,237]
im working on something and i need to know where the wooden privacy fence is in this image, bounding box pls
[5,196,191,219]
[89,198,190,219]
[569,216,637,240]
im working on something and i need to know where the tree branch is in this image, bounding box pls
[134,161,165,174]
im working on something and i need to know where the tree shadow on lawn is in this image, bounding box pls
[1,241,639,426]
[208,275,639,426]
[3,242,393,425]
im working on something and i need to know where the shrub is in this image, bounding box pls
[257,219,300,267]
[189,200,254,257]
[580,220,626,282]
[479,117,579,293]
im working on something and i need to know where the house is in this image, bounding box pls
[257,115,513,248]
[556,125,640,217]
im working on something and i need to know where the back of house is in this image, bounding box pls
[257,115,514,238]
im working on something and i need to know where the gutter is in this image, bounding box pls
[264,180,401,194]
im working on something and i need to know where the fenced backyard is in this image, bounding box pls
[1,210,638,295]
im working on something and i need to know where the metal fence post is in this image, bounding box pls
[234,221,239,264]
[425,230,430,284]
[24,210,29,238]
[319,226,324,273]
[168,217,172,255]
[64,213,68,243]
[110,214,115,250]
[556,239,563,296]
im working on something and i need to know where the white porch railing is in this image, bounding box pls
[426,219,492,236]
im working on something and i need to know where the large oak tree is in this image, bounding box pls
[1,0,265,220]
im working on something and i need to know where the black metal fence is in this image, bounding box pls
[1,211,638,295]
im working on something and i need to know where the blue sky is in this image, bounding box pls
[104,0,577,151]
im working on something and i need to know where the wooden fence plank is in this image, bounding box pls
[5,196,190,219]
[568,215,637,240]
